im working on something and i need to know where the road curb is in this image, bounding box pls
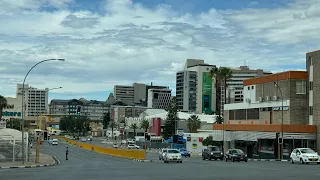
[133,159,153,162]
[249,159,289,162]
[0,156,56,169]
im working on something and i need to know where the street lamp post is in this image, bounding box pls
[265,76,284,160]
[21,58,64,164]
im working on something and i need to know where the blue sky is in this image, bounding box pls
[0,0,319,101]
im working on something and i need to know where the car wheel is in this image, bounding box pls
[300,158,304,164]
[220,158,223,161]
[202,156,206,160]
[291,158,294,164]
[232,157,235,162]
[245,159,248,162]
[180,161,182,163]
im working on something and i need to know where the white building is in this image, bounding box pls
[17,84,49,117]
[147,88,172,109]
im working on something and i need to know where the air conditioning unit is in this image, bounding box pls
[245,98,251,103]
[258,97,264,102]
[273,96,278,101]
[266,96,270,101]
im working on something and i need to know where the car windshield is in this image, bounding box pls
[300,148,315,154]
[167,150,179,153]
[208,147,220,151]
[180,149,186,151]
[232,149,243,154]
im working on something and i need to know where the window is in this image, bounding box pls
[251,86,254,90]
[309,106,313,115]
[309,56,313,66]
[296,81,306,94]
[247,86,250,90]
[310,81,313,91]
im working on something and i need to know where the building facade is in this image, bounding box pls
[306,50,320,151]
[49,99,110,121]
[147,88,172,109]
[114,83,169,106]
[176,59,216,114]
[215,60,320,158]
[176,70,197,112]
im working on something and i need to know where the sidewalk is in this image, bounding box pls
[0,152,56,169]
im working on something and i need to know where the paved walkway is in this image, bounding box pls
[0,152,55,168]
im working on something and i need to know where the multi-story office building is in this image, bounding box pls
[214,50,320,157]
[176,71,197,112]
[147,88,172,109]
[176,59,216,114]
[114,83,168,106]
[49,99,110,121]
[306,49,320,151]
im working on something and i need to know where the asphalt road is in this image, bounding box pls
[0,139,319,180]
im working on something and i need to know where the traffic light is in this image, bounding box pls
[76,106,81,115]
[278,137,283,144]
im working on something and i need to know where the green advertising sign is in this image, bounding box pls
[202,72,212,114]
[2,111,22,117]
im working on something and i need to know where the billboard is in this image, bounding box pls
[202,72,212,114]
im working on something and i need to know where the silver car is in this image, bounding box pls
[159,148,168,160]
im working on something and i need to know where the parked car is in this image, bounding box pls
[127,144,140,149]
[179,148,191,157]
[163,149,182,163]
[290,148,320,164]
[202,146,223,160]
[159,148,169,160]
[113,143,119,148]
[81,138,87,142]
[224,149,248,162]
[87,136,93,141]
[48,139,53,144]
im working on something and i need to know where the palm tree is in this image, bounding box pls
[208,66,232,114]
[187,115,201,133]
[140,119,150,132]
[215,115,224,124]
[130,123,138,137]
[109,120,116,140]
[0,95,7,120]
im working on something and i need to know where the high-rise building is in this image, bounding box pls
[220,66,272,113]
[114,83,169,106]
[16,84,49,117]
[176,59,216,114]
[176,71,197,112]
[147,88,172,109]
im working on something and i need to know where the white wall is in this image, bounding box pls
[224,99,290,110]
[243,85,257,103]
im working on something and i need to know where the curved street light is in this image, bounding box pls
[21,58,65,164]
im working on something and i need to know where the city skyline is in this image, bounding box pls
[0,0,318,101]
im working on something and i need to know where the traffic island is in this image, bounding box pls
[0,154,57,169]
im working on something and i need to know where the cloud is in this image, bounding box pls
[0,0,318,100]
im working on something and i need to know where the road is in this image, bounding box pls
[0,139,319,180]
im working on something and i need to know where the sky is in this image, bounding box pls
[0,0,319,101]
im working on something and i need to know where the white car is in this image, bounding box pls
[163,149,182,163]
[290,148,320,164]
[52,139,58,145]
[159,148,168,160]
[81,138,87,142]
[113,143,119,148]
[128,144,140,149]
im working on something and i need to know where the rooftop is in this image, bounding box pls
[243,71,308,86]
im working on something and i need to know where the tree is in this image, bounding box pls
[59,115,90,135]
[187,115,201,133]
[102,112,111,129]
[215,115,224,124]
[162,97,178,140]
[209,66,232,114]
[6,118,20,130]
[140,119,150,132]
[0,95,7,120]
[109,120,116,140]
[130,123,138,137]
[202,136,222,147]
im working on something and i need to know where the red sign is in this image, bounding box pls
[198,137,203,142]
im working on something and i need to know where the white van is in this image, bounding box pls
[52,139,58,145]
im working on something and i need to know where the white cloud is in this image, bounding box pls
[0,0,318,100]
